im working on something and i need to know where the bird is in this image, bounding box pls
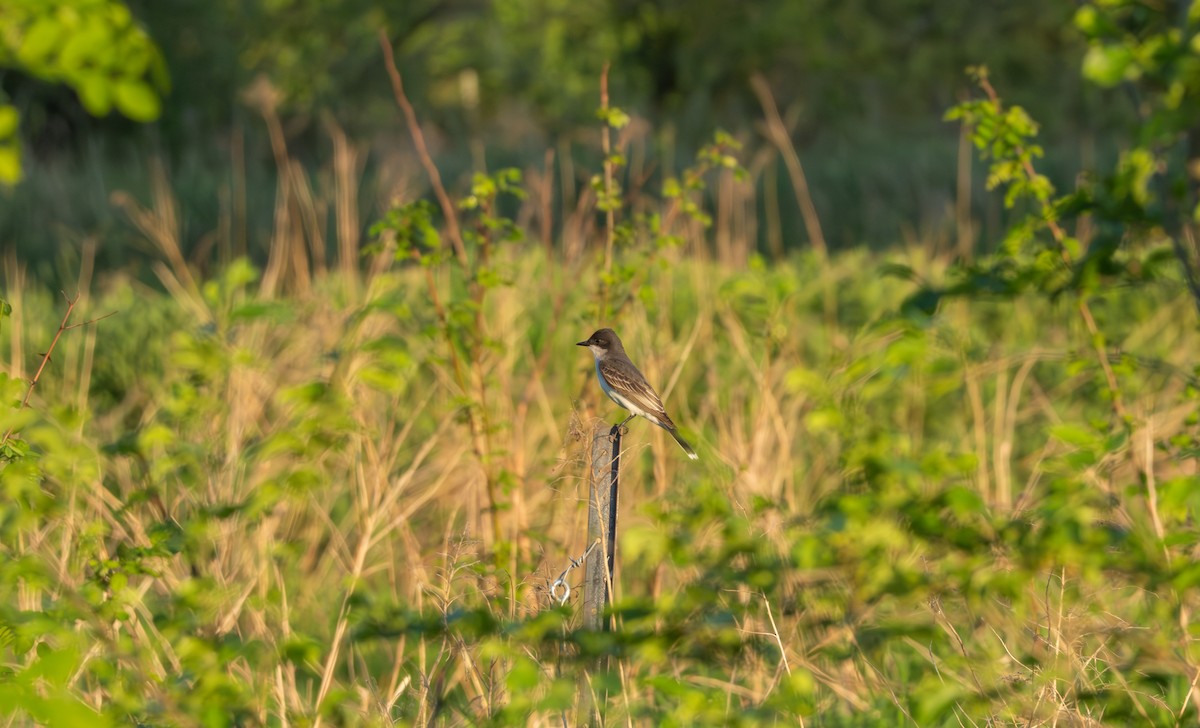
[577,327,699,460]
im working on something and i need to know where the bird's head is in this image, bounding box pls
[576,328,622,358]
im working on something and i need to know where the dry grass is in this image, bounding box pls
[3,93,1200,725]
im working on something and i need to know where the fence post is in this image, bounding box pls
[584,420,621,631]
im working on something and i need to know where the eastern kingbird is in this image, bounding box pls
[577,328,699,460]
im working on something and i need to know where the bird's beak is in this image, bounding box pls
[575,340,589,347]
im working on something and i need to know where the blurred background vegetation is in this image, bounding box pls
[2,0,1129,282]
[4,0,1200,725]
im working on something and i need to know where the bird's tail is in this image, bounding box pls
[668,427,700,460]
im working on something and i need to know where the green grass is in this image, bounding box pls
[2,113,1200,725]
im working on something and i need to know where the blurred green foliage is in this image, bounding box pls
[0,0,167,182]
[2,1,1200,724]
[113,0,1088,133]
[0,0,1124,278]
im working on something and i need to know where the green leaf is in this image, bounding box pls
[1074,6,1100,34]
[804,407,843,433]
[901,288,942,318]
[506,655,540,691]
[75,73,112,115]
[0,146,20,185]
[0,107,19,140]
[1050,423,1099,448]
[1083,44,1135,87]
[59,20,115,73]
[878,262,921,282]
[597,106,630,129]
[29,645,78,687]
[113,79,161,121]
[17,17,61,68]
[913,682,967,724]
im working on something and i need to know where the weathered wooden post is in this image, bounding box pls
[579,420,621,726]
[583,421,621,630]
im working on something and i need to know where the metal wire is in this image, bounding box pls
[549,539,600,606]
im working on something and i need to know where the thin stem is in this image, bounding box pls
[749,73,836,330]
[2,294,115,448]
[379,30,502,553]
[468,203,500,560]
[414,255,500,548]
[378,31,469,269]
[749,74,828,261]
[600,63,614,320]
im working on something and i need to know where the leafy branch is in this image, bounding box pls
[943,67,1127,420]
[376,31,529,567]
[1,293,115,453]
[0,0,168,183]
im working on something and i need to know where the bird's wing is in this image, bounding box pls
[599,358,672,424]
